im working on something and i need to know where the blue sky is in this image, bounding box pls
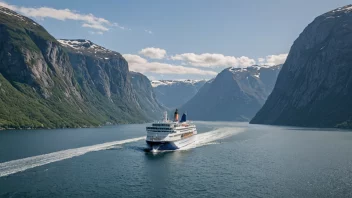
[1,0,351,80]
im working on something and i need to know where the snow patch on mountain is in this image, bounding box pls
[151,79,206,88]
[227,65,282,82]
[228,65,262,79]
[331,5,352,13]
[0,7,25,21]
[57,39,120,58]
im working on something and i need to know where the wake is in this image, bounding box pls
[0,136,145,177]
[180,127,245,150]
[0,127,245,177]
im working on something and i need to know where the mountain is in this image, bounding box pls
[58,39,160,121]
[0,6,161,129]
[179,65,281,121]
[250,5,352,128]
[130,72,164,120]
[152,80,206,109]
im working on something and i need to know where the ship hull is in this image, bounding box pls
[146,135,196,151]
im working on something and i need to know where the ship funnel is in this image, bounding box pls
[180,113,187,123]
[174,109,179,122]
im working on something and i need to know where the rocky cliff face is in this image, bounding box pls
[0,8,79,99]
[131,72,164,120]
[58,39,149,123]
[179,65,281,121]
[0,6,160,129]
[152,80,206,109]
[250,5,352,128]
[0,6,97,128]
[58,39,132,99]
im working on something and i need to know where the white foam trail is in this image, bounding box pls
[180,127,245,150]
[0,136,145,177]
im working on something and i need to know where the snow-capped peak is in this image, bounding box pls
[228,65,261,73]
[58,39,98,50]
[57,39,120,58]
[151,79,206,87]
[0,6,26,21]
[330,5,352,14]
[228,65,264,79]
[228,64,279,74]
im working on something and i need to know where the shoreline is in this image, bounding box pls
[0,121,151,131]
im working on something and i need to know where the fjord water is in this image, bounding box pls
[0,122,351,197]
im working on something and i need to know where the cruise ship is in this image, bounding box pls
[146,109,197,151]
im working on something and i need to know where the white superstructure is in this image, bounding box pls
[146,110,197,151]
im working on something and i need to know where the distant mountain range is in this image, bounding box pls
[0,6,163,129]
[179,65,281,121]
[251,5,352,129]
[152,80,206,109]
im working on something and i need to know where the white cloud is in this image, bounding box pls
[82,23,108,31]
[139,47,167,59]
[171,53,256,68]
[0,1,127,33]
[89,31,104,35]
[258,58,265,63]
[123,54,217,76]
[112,23,130,30]
[144,29,153,34]
[123,54,148,64]
[258,53,288,66]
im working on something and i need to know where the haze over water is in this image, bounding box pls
[0,122,351,197]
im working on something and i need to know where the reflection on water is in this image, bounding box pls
[144,148,193,196]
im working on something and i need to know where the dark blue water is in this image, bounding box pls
[0,122,352,197]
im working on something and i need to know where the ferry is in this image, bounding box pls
[146,109,197,151]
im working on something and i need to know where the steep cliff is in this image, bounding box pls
[58,39,149,123]
[179,65,281,121]
[251,5,352,128]
[0,6,158,129]
[0,7,102,128]
[131,72,164,120]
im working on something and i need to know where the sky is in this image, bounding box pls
[1,0,351,80]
